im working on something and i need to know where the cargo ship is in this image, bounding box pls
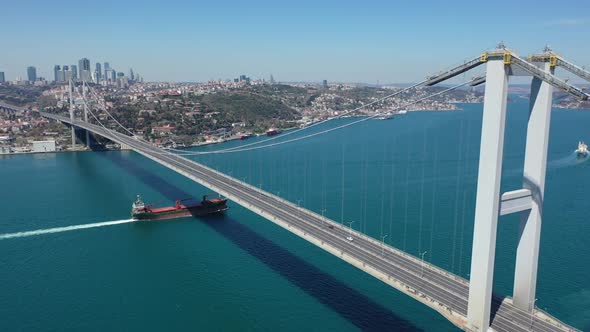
[575,141,588,158]
[265,128,283,136]
[131,194,228,220]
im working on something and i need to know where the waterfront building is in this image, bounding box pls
[0,71,5,83]
[32,140,56,153]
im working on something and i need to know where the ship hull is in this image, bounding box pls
[133,200,228,221]
[266,130,282,136]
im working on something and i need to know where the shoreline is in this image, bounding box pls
[5,103,590,157]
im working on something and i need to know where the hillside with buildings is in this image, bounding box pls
[0,78,487,153]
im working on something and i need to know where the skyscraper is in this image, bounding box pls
[95,62,102,82]
[70,65,78,80]
[54,65,61,82]
[63,65,73,82]
[27,66,37,82]
[129,68,134,81]
[78,58,91,82]
[104,62,110,79]
[0,72,5,83]
[57,66,65,83]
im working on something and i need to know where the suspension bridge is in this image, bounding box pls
[5,45,590,331]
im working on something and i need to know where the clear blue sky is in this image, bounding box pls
[2,0,589,83]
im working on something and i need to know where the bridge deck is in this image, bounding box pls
[40,111,578,332]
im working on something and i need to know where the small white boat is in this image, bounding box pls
[575,141,588,158]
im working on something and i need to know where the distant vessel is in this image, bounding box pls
[376,113,394,120]
[397,110,408,115]
[265,128,283,136]
[131,195,228,221]
[239,133,254,140]
[575,141,588,158]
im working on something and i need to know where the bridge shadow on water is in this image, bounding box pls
[102,152,424,331]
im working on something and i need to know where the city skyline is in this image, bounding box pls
[1,0,589,83]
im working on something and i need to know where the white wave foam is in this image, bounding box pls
[548,152,587,170]
[0,218,135,240]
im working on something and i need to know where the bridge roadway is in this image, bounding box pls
[39,111,577,332]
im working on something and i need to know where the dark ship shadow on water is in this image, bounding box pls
[102,151,424,331]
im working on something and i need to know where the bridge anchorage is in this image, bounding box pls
[32,43,589,332]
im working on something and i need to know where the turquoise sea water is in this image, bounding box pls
[1,98,589,331]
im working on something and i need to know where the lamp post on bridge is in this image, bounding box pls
[420,250,428,277]
[380,234,388,256]
[297,199,302,218]
[321,208,327,227]
[529,298,538,330]
[346,221,354,241]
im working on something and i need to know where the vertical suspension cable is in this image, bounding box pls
[362,144,368,234]
[322,148,327,219]
[458,190,468,276]
[341,141,345,225]
[418,129,427,255]
[458,114,473,276]
[428,138,439,262]
[389,134,396,245]
[380,143,386,241]
[451,119,465,273]
[302,153,309,206]
[403,133,411,252]
[359,141,366,234]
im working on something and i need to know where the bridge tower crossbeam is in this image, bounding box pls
[465,47,587,331]
[424,44,588,331]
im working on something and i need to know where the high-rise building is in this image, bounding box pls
[322,79,328,88]
[70,65,78,80]
[0,72,5,83]
[54,65,61,82]
[63,65,74,82]
[95,62,102,81]
[129,68,134,81]
[27,66,37,82]
[104,62,110,80]
[57,66,65,83]
[78,58,91,81]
